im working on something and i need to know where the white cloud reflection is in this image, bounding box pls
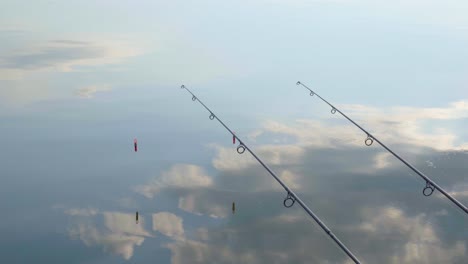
[152,212,185,240]
[64,207,99,217]
[65,207,191,261]
[134,164,213,199]
[357,206,467,263]
[67,210,153,260]
[0,37,144,75]
[178,194,229,219]
[69,223,146,260]
[76,84,112,98]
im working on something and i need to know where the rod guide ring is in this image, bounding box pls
[237,145,246,154]
[423,182,435,196]
[283,193,296,208]
[365,136,374,146]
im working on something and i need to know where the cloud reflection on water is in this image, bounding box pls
[63,102,467,263]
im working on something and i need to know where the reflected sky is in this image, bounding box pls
[1,1,468,263]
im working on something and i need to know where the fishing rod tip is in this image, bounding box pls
[296,81,301,85]
[180,85,185,89]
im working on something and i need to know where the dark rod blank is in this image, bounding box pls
[180,84,362,264]
[296,81,468,215]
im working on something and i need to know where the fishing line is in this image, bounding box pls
[296,81,468,215]
[180,85,362,264]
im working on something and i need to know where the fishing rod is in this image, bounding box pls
[180,85,362,264]
[296,81,468,215]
